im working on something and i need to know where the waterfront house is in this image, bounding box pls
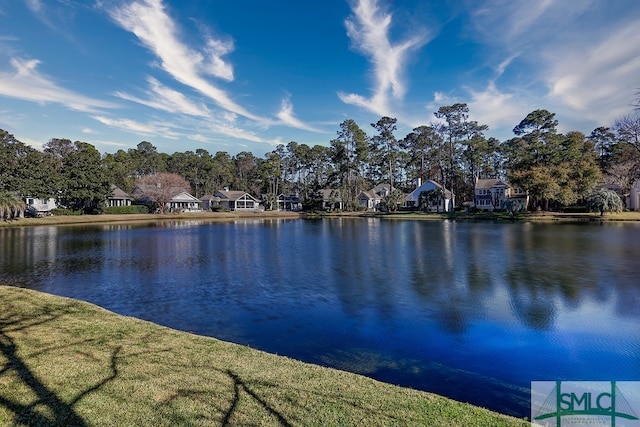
[168,191,202,212]
[357,183,391,211]
[107,186,133,207]
[318,189,344,211]
[473,178,528,211]
[404,179,453,212]
[277,194,302,211]
[24,196,57,216]
[212,190,261,211]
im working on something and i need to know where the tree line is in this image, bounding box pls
[1,103,639,214]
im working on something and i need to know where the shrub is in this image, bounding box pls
[51,208,82,216]
[103,205,150,214]
[560,206,589,213]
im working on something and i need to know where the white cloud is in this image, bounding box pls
[24,0,43,13]
[115,77,210,117]
[339,0,429,116]
[545,20,640,123]
[466,0,640,131]
[93,115,180,138]
[466,82,526,137]
[0,58,117,112]
[108,0,266,122]
[276,97,323,133]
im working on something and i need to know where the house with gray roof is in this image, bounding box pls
[473,178,528,211]
[208,190,261,211]
[107,185,133,207]
[404,179,453,212]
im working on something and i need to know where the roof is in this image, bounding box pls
[405,180,452,202]
[170,191,201,202]
[358,190,377,200]
[475,178,510,189]
[214,190,259,202]
[318,189,342,201]
[109,185,133,200]
[133,184,190,199]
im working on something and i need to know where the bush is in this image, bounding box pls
[51,208,82,216]
[103,205,150,214]
[560,205,589,213]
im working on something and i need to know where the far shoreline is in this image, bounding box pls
[2,209,640,228]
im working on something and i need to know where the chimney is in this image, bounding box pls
[416,177,422,188]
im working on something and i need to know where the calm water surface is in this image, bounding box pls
[1,218,639,417]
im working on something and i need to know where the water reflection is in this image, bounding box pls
[1,219,638,417]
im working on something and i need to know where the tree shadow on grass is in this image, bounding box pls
[221,369,292,427]
[0,296,120,426]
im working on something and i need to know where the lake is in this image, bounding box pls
[1,218,639,417]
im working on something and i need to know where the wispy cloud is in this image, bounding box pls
[276,96,323,133]
[93,115,177,137]
[115,76,210,117]
[0,58,116,112]
[466,0,640,130]
[108,0,265,122]
[338,0,429,116]
[545,20,640,122]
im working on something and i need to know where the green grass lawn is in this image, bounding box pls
[0,286,530,426]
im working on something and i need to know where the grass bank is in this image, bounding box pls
[3,210,640,229]
[0,211,302,228]
[0,286,529,426]
[365,210,640,222]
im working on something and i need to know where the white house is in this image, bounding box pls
[357,183,391,211]
[404,179,453,212]
[628,179,640,210]
[168,191,202,212]
[24,197,57,216]
[473,178,528,211]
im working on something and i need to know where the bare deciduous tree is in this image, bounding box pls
[133,173,190,213]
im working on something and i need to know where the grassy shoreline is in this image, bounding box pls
[0,286,529,426]
[2,209,640,228]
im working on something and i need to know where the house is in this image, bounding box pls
[211,190,261,211]
[277,194,302,211]
[168,191,202,212]
[473,178,528,211]
[318,189,344,211]
[628,179,640,210]
[132,184,201,213]
[404,179,453,212]
[357,183,391,211]
[200,194,219,211]
[24,196,57,217]
[107,186,133,207]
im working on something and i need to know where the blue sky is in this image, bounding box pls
[1,0,639,156]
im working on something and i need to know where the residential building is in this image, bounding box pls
[24,197,57,216]
[168,191,202,212]
[107,186,133,207]
[357,183,391,211]
[473,178,528,211]
[211,190,261,211]
[277,194,302,211]
[318,189,344,211]
[404,179,453,212]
